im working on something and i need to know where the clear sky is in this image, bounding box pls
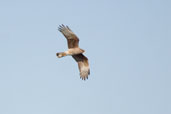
[0,0,170,114]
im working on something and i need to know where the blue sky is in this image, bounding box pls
[0,0,170,114]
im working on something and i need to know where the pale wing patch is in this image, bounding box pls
[78,61,90,80]
[72,54,90,80]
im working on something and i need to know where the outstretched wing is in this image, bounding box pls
[72,54,90,80]
[58,24,79,48]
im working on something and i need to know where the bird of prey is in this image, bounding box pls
[56,24,90,80]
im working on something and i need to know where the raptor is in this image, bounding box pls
[56,24,90,80]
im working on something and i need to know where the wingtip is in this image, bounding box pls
[80,75,89,81]
[58,27,61,31]
[62,24,64,26]
[58,24,71,32]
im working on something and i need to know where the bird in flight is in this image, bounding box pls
[56,24,90,80]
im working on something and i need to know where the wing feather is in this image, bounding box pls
[72,54,90,80]
[58,24,79,48]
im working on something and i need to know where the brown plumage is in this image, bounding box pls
[57,24,90,80]
[58,24,79,48]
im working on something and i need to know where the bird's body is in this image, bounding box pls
[56,24,90,80]
[57,48,84,57]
